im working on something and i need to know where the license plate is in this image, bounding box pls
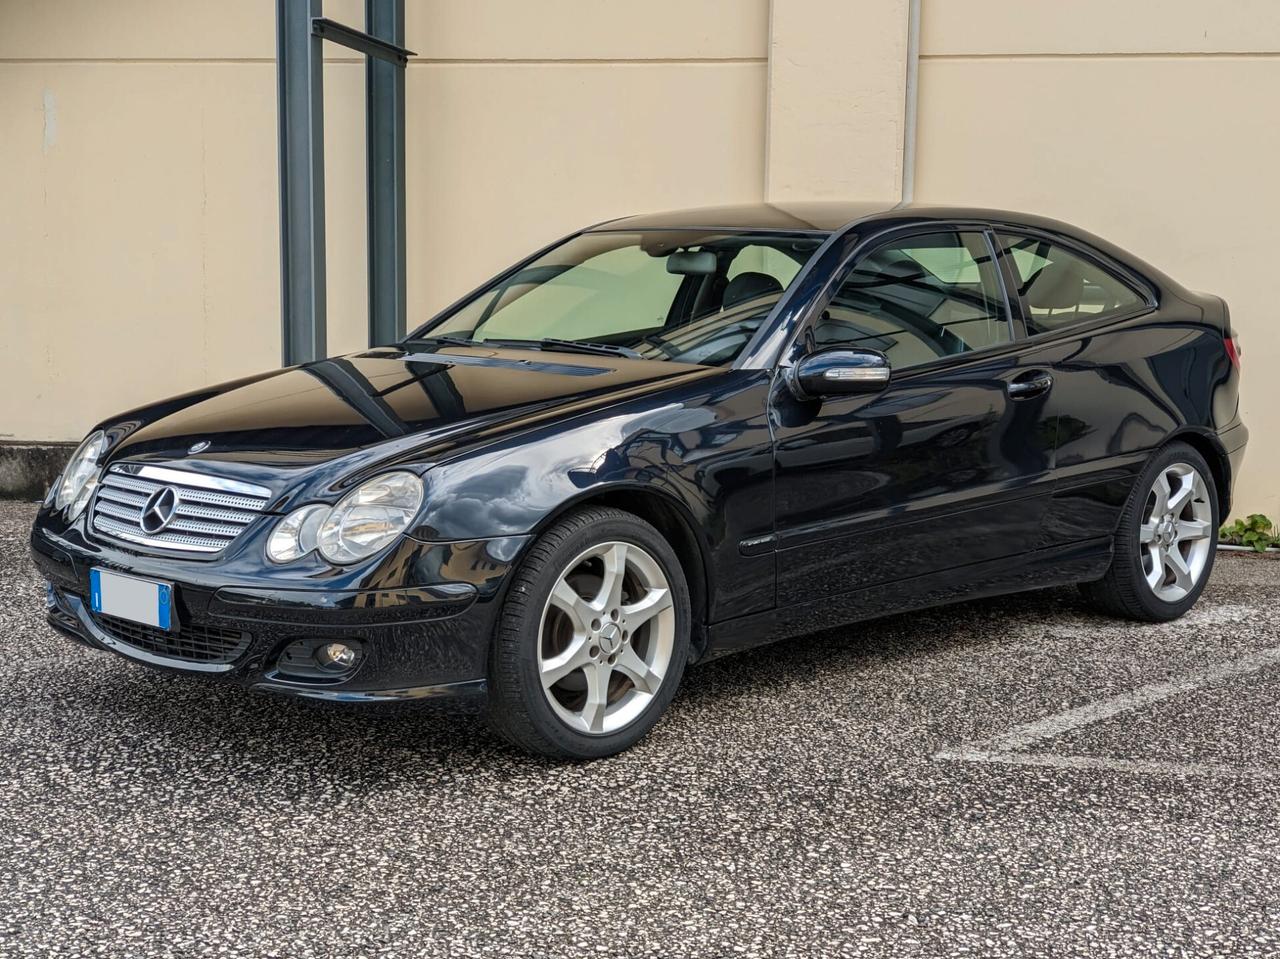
[90,568,173,631]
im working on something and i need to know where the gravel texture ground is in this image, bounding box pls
[3,499,1279,958]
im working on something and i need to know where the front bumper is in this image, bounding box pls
[31,509,527,701]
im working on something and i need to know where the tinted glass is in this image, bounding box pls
[998,233,1146,335]
[420,231,823,367]
[814,231,1011,370]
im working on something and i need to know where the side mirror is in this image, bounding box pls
[792,347,891,399]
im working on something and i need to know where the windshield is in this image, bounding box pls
[412,230,825,366]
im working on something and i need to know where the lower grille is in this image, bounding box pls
[93,613,252,665]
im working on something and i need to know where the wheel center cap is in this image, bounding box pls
[598,622,623,655]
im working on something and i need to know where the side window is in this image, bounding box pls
[814,231,1011,371]
[997,233,1146,335]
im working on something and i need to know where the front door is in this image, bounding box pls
[770,228,1058,610]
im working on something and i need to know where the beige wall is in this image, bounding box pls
[766,0,909,200]
[1,0,1276,516]
[914,0,1280,518]
[0,0,768,441]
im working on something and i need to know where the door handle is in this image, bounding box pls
[1006,372,1053,399]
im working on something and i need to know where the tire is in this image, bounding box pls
[486,506,691,759]
[1079,441,1219,621]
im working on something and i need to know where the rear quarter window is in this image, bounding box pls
[997,233,1148,336]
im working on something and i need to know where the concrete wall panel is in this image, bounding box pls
[916,55,1280,516]
[921,0,1280,56]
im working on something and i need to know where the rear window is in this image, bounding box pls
[997,233,1147,335]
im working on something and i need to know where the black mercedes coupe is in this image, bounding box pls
[31,203,1247,758]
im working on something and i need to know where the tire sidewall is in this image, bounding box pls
[497,511,692,759]
[1120,443,1219,619]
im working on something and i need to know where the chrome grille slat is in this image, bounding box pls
[97,487,148,509]
[92,515,230,553]
[174,502,259,524]
[90,464,271,556]
[94,500,144,523]
[100,474,267,511]
[165,517,241,537]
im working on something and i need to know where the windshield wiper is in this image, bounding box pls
[402,335,642,360]
[536,338,642,359]
[400,335,483,350]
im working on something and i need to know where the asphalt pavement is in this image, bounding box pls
[3,499,1279,958]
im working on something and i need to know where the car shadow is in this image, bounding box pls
[676,584,1098,707]
[52,583,1114,782]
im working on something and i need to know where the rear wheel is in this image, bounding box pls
[1080,441,1218,621]
[486,506,691,759]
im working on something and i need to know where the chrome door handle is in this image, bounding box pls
[1006,373,1053,398]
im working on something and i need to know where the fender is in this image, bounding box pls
[409,405,720,542]
[406,368,779,625]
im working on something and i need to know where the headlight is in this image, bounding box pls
[266,504,329,564]
[318,471,424,564]
[266,471,424,565]
[55,430,107,520]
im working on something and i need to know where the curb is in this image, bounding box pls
[0,441,75,501]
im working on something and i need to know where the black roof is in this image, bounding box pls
[593,201,897,233]
[591,201,1174,290]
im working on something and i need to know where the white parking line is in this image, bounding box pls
[935,644,1280,779]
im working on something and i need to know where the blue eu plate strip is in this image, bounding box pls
[157,584,171,630]
[90,568,102,613]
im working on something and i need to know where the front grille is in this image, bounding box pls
[90,464,272,555]
[94,612,252,665]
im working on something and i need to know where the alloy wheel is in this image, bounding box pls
[1139,462,1214,602]
[537,541,676,735]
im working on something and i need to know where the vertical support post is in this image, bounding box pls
[277,0,327,365]
[365,0,407,346]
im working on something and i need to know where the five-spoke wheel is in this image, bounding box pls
[1138,462,1214,602]
[486,506,691,759]
[1081,441,1219,621]
[539,541,676,735]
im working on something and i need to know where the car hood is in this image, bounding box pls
[103,346,716,500]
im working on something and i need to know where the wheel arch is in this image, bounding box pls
[1163,427,1232,518]
[528,484,713,662]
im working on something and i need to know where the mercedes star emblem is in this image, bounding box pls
[188,440,211,455]
[140,487,180,534]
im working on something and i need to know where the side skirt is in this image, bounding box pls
[702,536,1113,661]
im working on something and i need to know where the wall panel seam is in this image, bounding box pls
[922,51,1280,61]
[0,56,769,66]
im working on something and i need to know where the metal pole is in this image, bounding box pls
[365,0,407,347]
[277,0,327,365]
[900,0,922,204]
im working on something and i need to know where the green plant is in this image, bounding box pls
[1220,513,1279,552]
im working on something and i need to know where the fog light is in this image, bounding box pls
[275,638,364,681]
[315,642,357,670]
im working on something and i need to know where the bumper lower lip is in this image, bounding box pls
[250,677,488,702]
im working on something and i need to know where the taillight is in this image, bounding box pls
[1225,336,1242,370]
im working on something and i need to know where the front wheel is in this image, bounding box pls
[1080,441,1218,621]
[486,506,691,759]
